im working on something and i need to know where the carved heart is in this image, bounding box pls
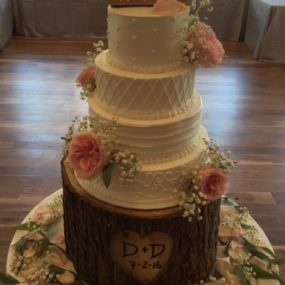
[110,231,173,284]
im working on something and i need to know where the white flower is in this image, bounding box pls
[228,240,249,262]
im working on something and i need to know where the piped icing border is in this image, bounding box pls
[106,51,182,74]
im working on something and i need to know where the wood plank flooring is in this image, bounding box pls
[0,38,285,277]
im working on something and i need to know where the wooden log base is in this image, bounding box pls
[62,159,221,285]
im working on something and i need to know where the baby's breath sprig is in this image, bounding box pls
[61,116,117,157]
[85,40,105,66]
[79,78,96,101]
[204,138,238,171]
[111,150,140,184]
[190,0,213,16]
[176,165,208,222]
[181,15,200,65]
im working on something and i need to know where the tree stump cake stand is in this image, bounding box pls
[62,159,221,285]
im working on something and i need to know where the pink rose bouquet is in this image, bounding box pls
[76,65,96,87]
[68,132,106,179]
[198,164,230,200]
[186,21,224,67]
[152,0,188,16]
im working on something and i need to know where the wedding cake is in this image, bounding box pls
[61,1,234,284]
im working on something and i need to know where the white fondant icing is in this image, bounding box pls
[108,5,189,69]
[77,127,208,210]
[89,90,202,162]
[95,51,195,119]
[106,51,182,73]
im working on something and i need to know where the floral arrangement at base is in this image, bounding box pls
[1,192,284,285]
[61,116,140,188]
[176,139,237,222]
[0,193,87,285]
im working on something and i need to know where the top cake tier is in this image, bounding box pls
[107,5,190,72]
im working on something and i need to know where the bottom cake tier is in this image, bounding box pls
[62,159,220,285]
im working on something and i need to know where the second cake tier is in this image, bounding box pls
[95,50,195,120]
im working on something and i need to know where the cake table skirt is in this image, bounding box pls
[5,190,279,285]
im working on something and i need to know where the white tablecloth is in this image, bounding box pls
[245,0,285,62]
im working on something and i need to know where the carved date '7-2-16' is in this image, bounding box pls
[110,231,173,283]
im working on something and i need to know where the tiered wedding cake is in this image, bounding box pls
[79,4,207,210]
[62,1,233,284]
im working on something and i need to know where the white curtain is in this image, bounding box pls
[245,0,285,62]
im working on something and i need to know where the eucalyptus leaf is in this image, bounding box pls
[16,221,39,231]
[37,237,50,257]
[102,162,114,188]
[14,237,27,255]
[250,263,285,285]
[269,258,285,265]
[49,265,66,275]
[235,266,251,285]
[0,273,19,284]
[272,271,285,285]
[222,196,237,206]
[240,223,253,230]
[218,238,228,246]
[260,246,277,259]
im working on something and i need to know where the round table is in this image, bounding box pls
[5,190,280,285]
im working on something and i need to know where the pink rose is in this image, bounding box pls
[76,65,96,86]
[152,0,188,16]
[68,132,105,179]
[31,204,53,226]
[198,165,230,200]
[187,21,224,67]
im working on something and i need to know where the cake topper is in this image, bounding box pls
[110,0,188,7]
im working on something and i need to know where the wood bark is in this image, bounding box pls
[62,159,220,285]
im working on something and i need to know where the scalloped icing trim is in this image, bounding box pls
[75,127,209,210]
[106,51,183,74]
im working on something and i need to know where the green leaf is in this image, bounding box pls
[102,162,114,188]
[260,246,277,259]
[49,265,66,275]
[14,237,27,255]
[218,238,228,246]
[16,221,39,231]
[270,258,285,265]
[235,266,251,285]
[250,263,285,285]
[240,223,253,230]
[37,237,50,257]
[0,273,19,284]
[222,196,237,206]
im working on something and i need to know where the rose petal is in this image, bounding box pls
[152,0,188,16]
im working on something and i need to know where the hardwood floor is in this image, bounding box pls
[0,38,285,277]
